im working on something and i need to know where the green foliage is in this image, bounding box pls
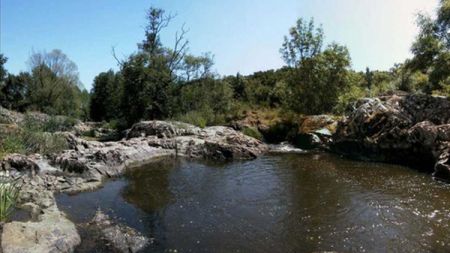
[172,78,235,127]
[19,130,68,155]
[174,110,209,128]
[334,71,366,114]
[408,1,450,93]
[280,18,324,67]
[0,174,22,222]
[0,135,25,155]
[0,54,7,84]
[0,115,69,157]
[0,50,89,118]
[90,70,123,122]
[22,114,77,133]
[242,127,263,140]
[285,43,352,114]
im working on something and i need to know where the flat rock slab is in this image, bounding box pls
[2,208,80,253]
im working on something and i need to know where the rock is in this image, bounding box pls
[268,142,305,153]
[2,200,80,253]
[0,120,268,252]
[0,106,24,124]
[126,120,201,139]
[89,210,149,253]
[0,154,40,176]
[332,94,450,180]
[291,115,339,150]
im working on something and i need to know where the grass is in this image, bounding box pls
[0,172,22,222]
[0,115,69,158]
[242,126,263,140]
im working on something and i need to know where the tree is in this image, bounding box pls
[0,73,30,111]
[365,67,373,94]
[181,53,214,81]
[0,54,7,85]
[26,49,85,117]
[120,7,189,126]
[280,18,324,67]
[408,0,450,93]
[90,70,123,121]
[286,43,352,114]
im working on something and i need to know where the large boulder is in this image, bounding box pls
[332,94,450,181]
[129,121,268,160]
[126,121,201,139]
[290,115,339,149]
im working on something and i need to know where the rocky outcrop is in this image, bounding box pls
[332,94,450,181]
[291,115,339,150]
[231,111,339,149]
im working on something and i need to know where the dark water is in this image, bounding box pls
[56,153,450,253]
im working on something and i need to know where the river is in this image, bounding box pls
[56,153,450,253]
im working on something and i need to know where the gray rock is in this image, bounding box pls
[2,198,80,253]
[89,210,149,253]
[332,94,450,181]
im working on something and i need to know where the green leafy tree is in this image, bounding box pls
[0,54,7,85]
[90,70,123,121]
[280,18,324,67]
[26,49,86,117]
[120,7,188,126]
[286,43,352,114]
[0,73,30,111]
[408,0,450,93]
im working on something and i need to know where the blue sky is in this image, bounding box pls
[0,0,438,90]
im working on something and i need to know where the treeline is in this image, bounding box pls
[0,50,89,119]
[1,2,450,129]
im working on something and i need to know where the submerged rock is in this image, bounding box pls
[332,94,450,181]
[88,210,149,253]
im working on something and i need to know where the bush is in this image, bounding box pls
[0,117,69,157]
[1,135,25,155]
[0,172,22,222]
[22,114,77,133]
[174,110,209,128]
[21,130,68,155]
[242,126,263,140]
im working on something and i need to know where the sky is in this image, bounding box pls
[0,0,439,90]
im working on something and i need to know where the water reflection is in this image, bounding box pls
[57,153,450,253]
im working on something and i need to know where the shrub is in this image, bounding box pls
[174,110,208,128]
[242,126,263,140]
[0,172,22,222]
[0,135,26,155]
[21,130,68,155]
[22,114,77,133]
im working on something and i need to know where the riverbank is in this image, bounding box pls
[0,120,268,252]
[0,92,449,252]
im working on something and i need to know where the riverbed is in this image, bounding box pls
[56,153,450,253]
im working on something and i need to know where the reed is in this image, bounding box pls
[0,171,22,222]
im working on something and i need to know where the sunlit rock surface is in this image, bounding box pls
[332,93,450,181]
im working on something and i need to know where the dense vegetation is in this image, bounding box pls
[1,1,449,130]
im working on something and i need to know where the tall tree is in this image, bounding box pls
[26,49,85,116]
[286,43,352,114]
[280,18,324,67]
[409,0,450,92]
[121,7,189,126]
[0,54,7,85]
[90,70,123,121]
